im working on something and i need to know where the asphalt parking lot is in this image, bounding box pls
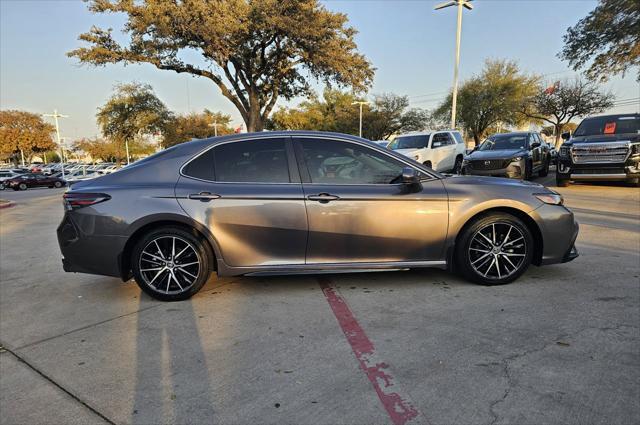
[1,172,638,425]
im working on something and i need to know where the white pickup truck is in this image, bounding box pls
[389,130,466,173]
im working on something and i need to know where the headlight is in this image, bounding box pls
[511,156,523,162]
[559,146,570,157]
[534,193,563,205]
[630,143,640,156]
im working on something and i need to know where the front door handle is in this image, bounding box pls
[188,192,221,202]
[307,193,340,203]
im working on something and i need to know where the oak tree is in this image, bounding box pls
[69,0,374,132]
[523,79,614,147]
[560,0,640,82]
[0,110,56,163]
[164,110,233,147]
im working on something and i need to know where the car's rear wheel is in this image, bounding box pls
[131,227,211,301]
[18,183,27,191]
[455,213,533,285]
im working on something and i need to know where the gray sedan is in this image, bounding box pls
[57,131,578,301]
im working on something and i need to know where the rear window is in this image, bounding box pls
[392,135,430,150]
[183,148,215,181]
[452,132,464,144]
[574,115,639,137]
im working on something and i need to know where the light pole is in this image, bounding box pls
[435,0,473,129]
[43,109,69,179]
[209,120,219,137]
[351,101,369,138]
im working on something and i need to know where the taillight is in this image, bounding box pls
[63,192,111,210]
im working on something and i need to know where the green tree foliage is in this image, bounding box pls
[164,110,234,147]
[523,79,614,147]
[434,59,539,145]
[559,0,640,82]
[69,0,374,132]
[0,110,56,163]
[267,89,429,140]
[96,82,171,158]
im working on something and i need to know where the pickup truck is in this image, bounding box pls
[556,113,640,187]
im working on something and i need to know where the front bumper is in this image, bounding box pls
[529,203,580,266]
[462,159,525,179]
[557,154,640,181]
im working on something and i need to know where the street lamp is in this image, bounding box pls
[43,109,69,179]
[351,101,369,138]
[209,120,219,137]
[435,0,473,129]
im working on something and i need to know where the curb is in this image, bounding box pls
[0,200,15,209]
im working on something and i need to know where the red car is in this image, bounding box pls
[5,173,66,190]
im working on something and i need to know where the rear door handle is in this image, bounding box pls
[307,193,340,203]
[188,192,221,202]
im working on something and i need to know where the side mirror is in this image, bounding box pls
[401,167,421,185]
[531,141,541,148]
[561,132,571,141]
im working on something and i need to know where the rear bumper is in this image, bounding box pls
[57,213,126,278]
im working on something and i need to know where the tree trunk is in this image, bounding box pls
[473,133,481,146]
[244,106,264,132]
[554,123,564,148]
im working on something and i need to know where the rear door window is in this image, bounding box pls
[213,138,290,183]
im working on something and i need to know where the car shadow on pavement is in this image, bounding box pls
[131,295,216,424]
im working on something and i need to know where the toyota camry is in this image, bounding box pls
[57,131,579,301]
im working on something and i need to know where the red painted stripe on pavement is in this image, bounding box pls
[318,277,420,425]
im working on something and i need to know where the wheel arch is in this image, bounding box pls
[119,214,218,281]
[448,206,544,268]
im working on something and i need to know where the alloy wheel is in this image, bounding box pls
[468,222,527,280]
[138,236,202,295]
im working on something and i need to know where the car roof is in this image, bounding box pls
[488,131,532,137]
[581,113,639,120]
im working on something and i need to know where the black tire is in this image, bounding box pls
[131,226,212,301]
[522,160,533,180]
[626,178,640,188]
[18,183,27,191]
[455,212,534,286]
[538,158,550,177]
[53,181,63,188]
[423,161,432,169]
[453,156,463,174]
[556,173,570,187]
[0,183,4,191]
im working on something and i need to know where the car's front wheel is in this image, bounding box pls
[556,172,570,187]
[131,226,212,301]
[538,158,550,177]
[18,183,27,191]
[53,181,63,188]
[455,213,534,285]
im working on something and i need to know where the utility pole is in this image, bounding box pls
[435,0,474,129]
[43,109,69,179]
[351,101,369,138]
[210,120,219,137]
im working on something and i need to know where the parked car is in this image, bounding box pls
[373,140,390,149]
[389,130,466,173]
[5,173,66,190]
[65,170,101,185]
[0,170,21,190]
[462,132,551,180]
[58,131,579,301]
[556,113,640,187]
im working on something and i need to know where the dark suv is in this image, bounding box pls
[556,114,640,187]
[462,132,551,180]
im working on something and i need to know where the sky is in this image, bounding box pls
[1,0,638,140]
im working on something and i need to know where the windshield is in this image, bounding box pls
[392,135,430,150]
[479,134,528,151]
[573,115,639,137]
